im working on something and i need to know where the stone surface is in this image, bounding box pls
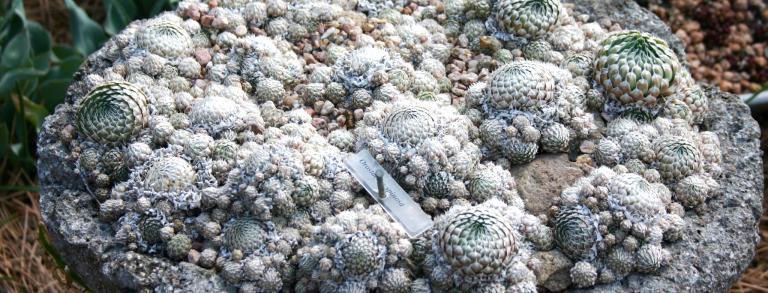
[510,154,589,216]
[37,0,762,292]
[531,250,574,290]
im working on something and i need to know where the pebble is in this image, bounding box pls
[195,49,212,65]
[648,1,767,94]
[579,140,596,154]
[321,101,335,116]
[200,15,214,27]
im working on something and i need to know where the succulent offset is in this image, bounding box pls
[494,0,562,38]
[485,61,558,111]
[554,205,597,259]
[37,0,732,291]
[135,16,193,58]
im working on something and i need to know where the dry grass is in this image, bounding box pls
[0,173,81,293]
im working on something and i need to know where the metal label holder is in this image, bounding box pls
[344,150,433,238]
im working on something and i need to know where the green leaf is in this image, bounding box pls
[0,123,9,157]
[135,0,178,17]
[745,83,768,105]
[8,0,25,19]
[27,21,52,56]
[49,55,84,80]
[149,0,176,16]
[0,67,46,96]
[64,0,108,56]
[0,0,26,28]
[35,78,71,110]
[51,44,83,63]
[7,88,34,171]
[0,0,26,45]
[20,96,48,130]
[1,30,30,68]
[103,0,138,35]
[32,52,50,72]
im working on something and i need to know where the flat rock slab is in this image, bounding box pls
[510,154,588,216]
[37,0,763,292]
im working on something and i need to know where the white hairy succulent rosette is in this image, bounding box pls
[492,0,563,40]
[484,60,560,114]
[333,46,397,90]
[241,36,306,88]
[75,81,149,145]
[293,205,412,291]
[135,14,193,58]
[113,209,169,253]
[222,117,356,222]
[355,99,482,212]
[223,217,270,255]
[213,215,294,288]
[188,95,263,135]
[554,205,599,259]
[471,60,596,164]
[466,162,523,205]
[556,166,684,284]
[427,198,543,290]
[592,115,722,204]
[115,145,210,211]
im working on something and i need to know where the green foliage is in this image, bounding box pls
[0,0,177,178]
[745,83,768,105]
[64,0,108,56]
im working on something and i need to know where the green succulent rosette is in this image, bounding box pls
[595,30,681,108]
[75,81,148,144]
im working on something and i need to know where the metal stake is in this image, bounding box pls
[375,169,386,198]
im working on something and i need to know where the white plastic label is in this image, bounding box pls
[344,150,433,238]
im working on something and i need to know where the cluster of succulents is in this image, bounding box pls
[465,59,597,165]
[53,0,725,290]
[292,204,412,291]
[423,198,551,291]
[354,98,527,215]
[554,167,680,287]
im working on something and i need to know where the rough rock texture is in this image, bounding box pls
[531,250,574,291]
[510,154,588,216]
[37,0,762,292]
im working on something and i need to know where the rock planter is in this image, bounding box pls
[37,0,762,291]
